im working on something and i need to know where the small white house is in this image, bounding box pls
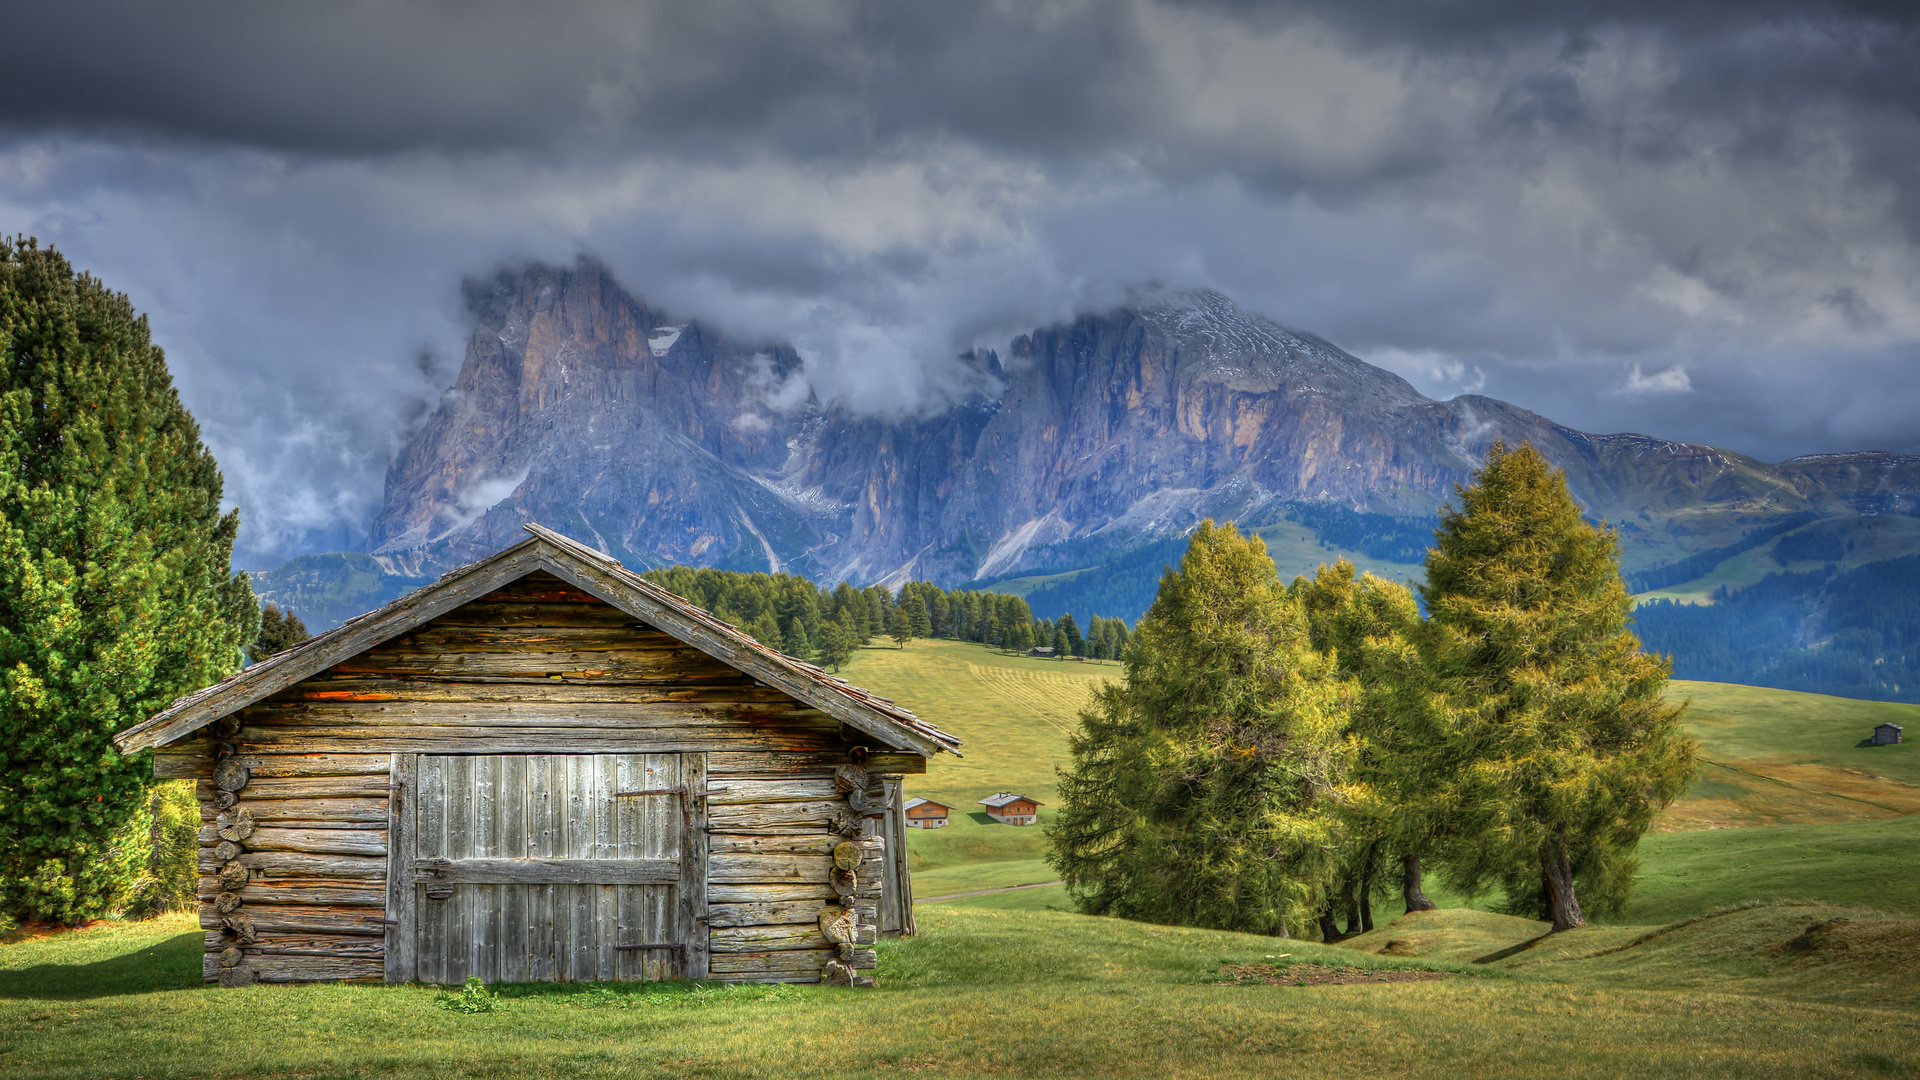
[979,792,1043,826]
[903,797,953,829]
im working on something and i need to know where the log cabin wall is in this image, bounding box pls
[163,572,922,987]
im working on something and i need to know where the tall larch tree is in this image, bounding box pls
[1046,521,1354,935]
[1292,560,1438,937]
[0,239,258,924]
[1420,443,1697,931]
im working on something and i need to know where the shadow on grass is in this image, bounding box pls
[1471,933,1554,966]
[967,812,996,825]
[0,930,204,1000]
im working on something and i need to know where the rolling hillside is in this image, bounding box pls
[841,641,1920,916]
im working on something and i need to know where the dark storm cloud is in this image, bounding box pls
[3,0,1917,566]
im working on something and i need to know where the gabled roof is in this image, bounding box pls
[978,792,1043,809]
[115,523,961,758]
[1880,723,1905,731]
[902,797,952,812]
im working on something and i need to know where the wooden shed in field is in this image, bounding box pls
[1875,723,1904,745]
[113,524,960,989]
[901,798,952,829]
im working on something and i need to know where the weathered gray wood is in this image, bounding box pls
[709,924,832,952]
[708,751,927,777]
[412,856,679,885]
[705,899,860,928]
[242,701,824,729]
[707,801,845,833]
[333,648,741,680]
[413,752,688,984]
[706,779,841,805]
[707,853,834,884]
[197,852,387,879]
[199,881,385,907]
[154,741,214,779]
[244,827,388,856]
[232,797,389,824]
[206,932,387,958]
[707,948,835,977]
[424,600,644,628]
[879,776,915,938]
[705,883,837,903]
[203,775,398,799]
[534,548,945,757]
[115,541,550,754]
[230,753,394,778]
[682,752,709,981]
[273,678,784,706]
[199,903,391,935]
[229,729,833,754]
[709,833,839,856]
[385,752,417,984]
[208,954,384,983]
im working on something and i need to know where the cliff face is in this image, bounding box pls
[366,261,1918,585]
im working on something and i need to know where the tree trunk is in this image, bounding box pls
[1357,862,1376,933]
[1317,910,1343,943]
[1541,850,1584,932]
[1342,881,1363,938]
[1402,855,1437,913]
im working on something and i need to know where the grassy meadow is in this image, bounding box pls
[7,637,1920,1078]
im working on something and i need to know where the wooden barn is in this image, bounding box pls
[901,798,952,829]
[1875,723,1905,745]
[113,524,960,989]
[979,792,1042,826]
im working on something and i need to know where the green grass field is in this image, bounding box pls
[2,901,1915,1079]
[9,640,1920,1077]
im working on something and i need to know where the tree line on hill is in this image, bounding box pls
[1635,554,1920,703]
[1047,444,1698,938]
[639,566,1132,668]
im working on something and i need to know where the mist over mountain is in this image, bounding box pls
[349,259,1917,598]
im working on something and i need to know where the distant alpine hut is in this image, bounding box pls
[979,792,1043,826]
[1027,646,1055,658]
[113,524,960,989]
[901,798,952,829]
[1875,723,1905,745]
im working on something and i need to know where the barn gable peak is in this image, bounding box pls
[114,523,960,758]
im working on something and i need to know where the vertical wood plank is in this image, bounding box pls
[449,754,475,984]
[591,754,616,981]
[528,754,556,982]
[493,755,524,984]
[565,754,592,981]
[384,753,419,982]
[682,752,709,981]
[880,775,915,938]
[415,755,447,984]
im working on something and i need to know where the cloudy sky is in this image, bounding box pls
[4,0,1916,568]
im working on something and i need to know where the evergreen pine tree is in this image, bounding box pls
[819,616,856,671]
[746,612,784,649]
[886,602,912,648]
[1051,626,1070,657]
[0,239,259,923]
[905,595,932,639]
[253,602,310,659]
[782,616,814,661]
[1046,521,1353,934]
[1292,560,1436,934]
[1060,613,1086,657]
[1421,443,1697,930]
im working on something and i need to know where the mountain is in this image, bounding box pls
[356,260,1916,587]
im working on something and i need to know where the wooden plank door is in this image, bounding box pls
[405,753,703,984]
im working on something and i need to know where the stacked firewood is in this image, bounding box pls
[819,761,887,987]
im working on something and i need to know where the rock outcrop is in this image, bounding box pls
[363,260,1918,587]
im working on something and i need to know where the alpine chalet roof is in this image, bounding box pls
[114,523,961,758]
[978,792,1042,809]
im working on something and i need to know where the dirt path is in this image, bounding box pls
[914,880,1066,904]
